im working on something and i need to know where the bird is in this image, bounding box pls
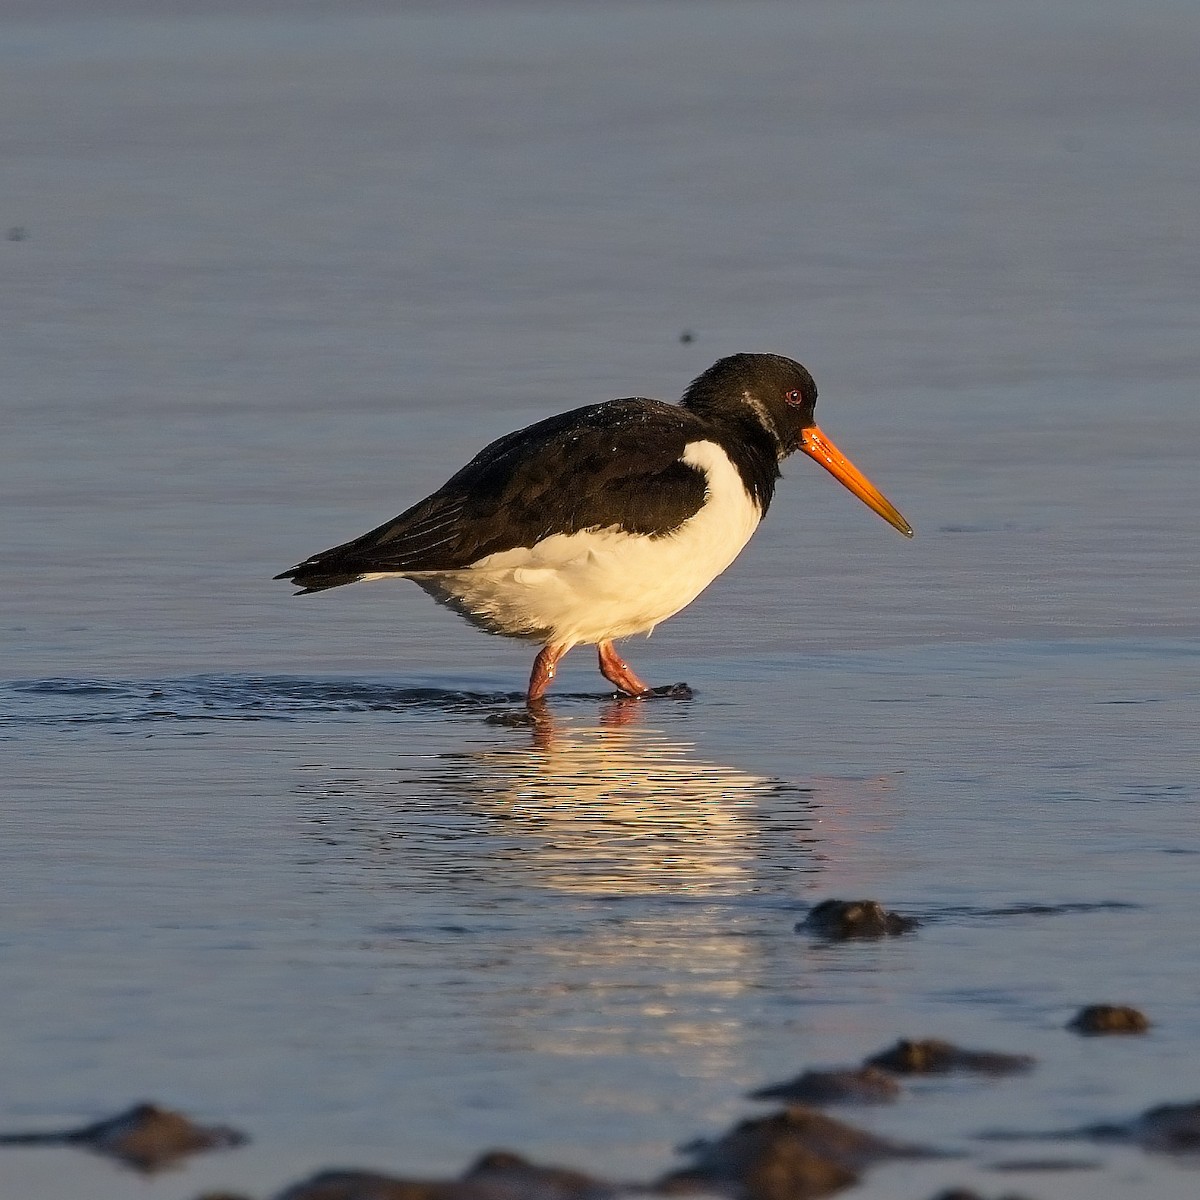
[275,353,913,702]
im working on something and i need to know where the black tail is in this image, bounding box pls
[274,557,368,595]
[274,486,466,593]
[274,566,362,595]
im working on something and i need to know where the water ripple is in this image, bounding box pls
[0,675,559,728]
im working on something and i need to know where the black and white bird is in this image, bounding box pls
[276,353,913,701]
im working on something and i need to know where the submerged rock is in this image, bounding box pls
[749,1067,901,1106]
[797,900,917,939]
[866,1039,1034,1077]
[926,1191,1037,1200]
[205,1107,934,1200]
[275,1173,452,1200]
[0,1102,246,1172]
[466,1150,610,1197]
[1132,1102,1200,1152]
[274,1151,612,1200]
[993,1099,1200,1158]
[660,1104,929,1199]
[1067,1005,1150,1035]
[1086,1100,1200,1154]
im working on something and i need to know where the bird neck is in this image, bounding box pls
[695,408,782,515]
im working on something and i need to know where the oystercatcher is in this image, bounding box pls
[276,353,913,701]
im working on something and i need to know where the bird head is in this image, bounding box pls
[682,353,913,537]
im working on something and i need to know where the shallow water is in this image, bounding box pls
[3,1,1199,1198]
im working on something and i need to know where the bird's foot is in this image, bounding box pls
[597,640,653,697]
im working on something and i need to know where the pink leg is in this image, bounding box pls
[528,644,568,703]
[597,640,652,697]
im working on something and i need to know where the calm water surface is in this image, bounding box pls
[2,2,1198,1197]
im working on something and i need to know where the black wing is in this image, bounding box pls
[276,398,710,593]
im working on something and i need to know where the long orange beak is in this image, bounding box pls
[799,426,914,537]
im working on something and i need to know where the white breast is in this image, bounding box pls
[407,440,762,647]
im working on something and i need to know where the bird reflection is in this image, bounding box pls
[293,697,900,902]
[432,700,820,1065]
[295,697,824,898]
[451,698,815,897]
[291,699,888,1075]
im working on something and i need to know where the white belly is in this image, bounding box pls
[406,440,762,646]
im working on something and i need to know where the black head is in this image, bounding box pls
[681,352,914,538]
[680,353,819,459]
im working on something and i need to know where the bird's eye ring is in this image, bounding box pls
[785,389,803,406]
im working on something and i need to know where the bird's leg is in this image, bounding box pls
[528,644,568,703]
[597,640,652,697]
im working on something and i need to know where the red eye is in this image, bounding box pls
[785,390,803,406]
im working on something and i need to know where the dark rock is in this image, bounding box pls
[1133,1102,1200,1152]
[0,1102,246,1172]
[660,1104,929,1199]
[749,1066,901,1106]
[798,900,917,939]
[1085,1100,1200,1154]
[660,1154,854,1200]
[927,1191,1036,1200]
[866,1039,1035,1077]
[274,1174,452,1200]
[465,1149,607,1196]
[274,1152,611,1200]
[1003,1099,1200,1157]
[1067,1005,1150,1035]
[649,683,693,699]
[1128,1099,1200,1152]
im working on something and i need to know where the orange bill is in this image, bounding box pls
[799,425,914,537]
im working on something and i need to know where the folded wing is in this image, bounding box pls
[275,399,709,593]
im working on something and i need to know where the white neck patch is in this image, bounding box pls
[740,391,783,458]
